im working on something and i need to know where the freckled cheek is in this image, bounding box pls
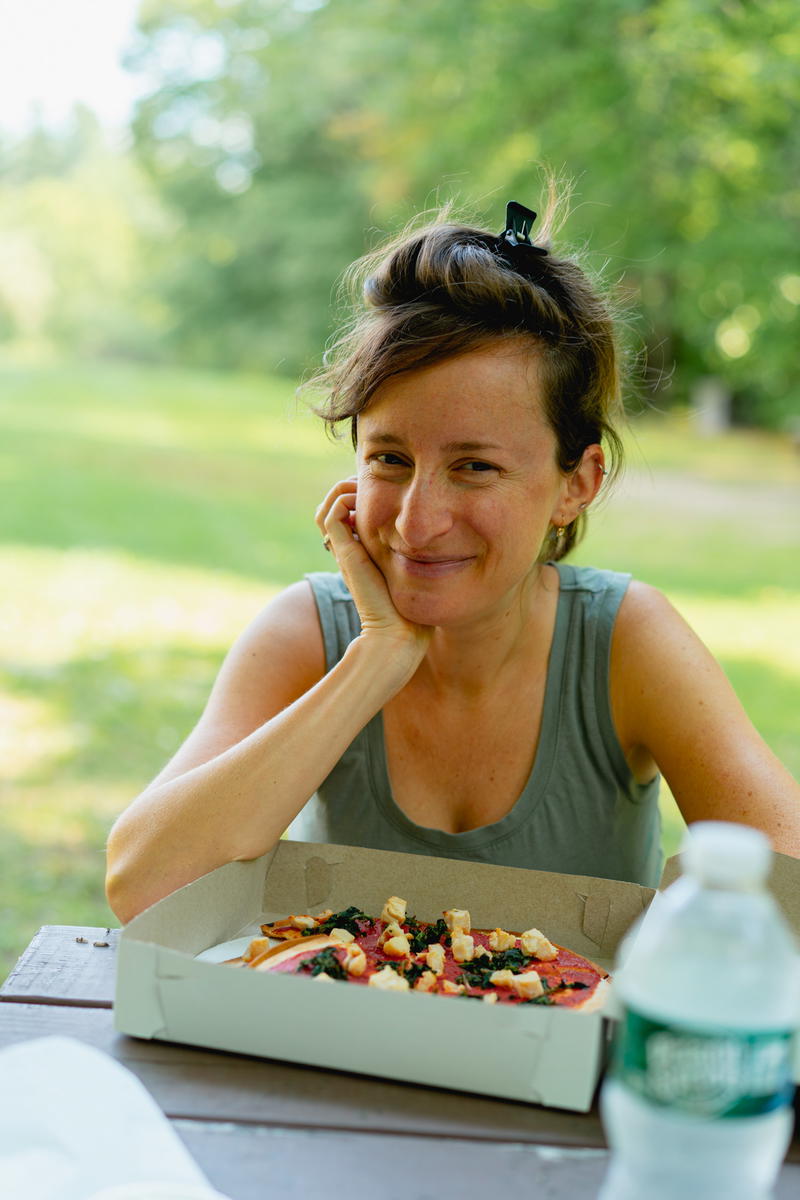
[353,482,391,547]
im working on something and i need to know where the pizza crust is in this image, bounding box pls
[225,933,338,970]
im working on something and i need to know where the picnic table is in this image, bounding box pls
[2,926,800,1199]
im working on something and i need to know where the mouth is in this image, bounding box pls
[390,549,475,578]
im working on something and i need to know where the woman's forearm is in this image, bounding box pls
[105,635,414,922]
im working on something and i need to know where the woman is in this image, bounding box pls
[105,201,800,923]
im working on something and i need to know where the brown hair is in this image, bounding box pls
[309,197,625,560]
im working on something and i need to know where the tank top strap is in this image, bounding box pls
[305,572,361,671]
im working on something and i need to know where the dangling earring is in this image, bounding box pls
[554,524,566,551]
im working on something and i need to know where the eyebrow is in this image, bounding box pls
[363,433,505,453]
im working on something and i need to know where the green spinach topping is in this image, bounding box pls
[373,959,428,987]
[296,948,348,981]
[377,960,405,975]
[403,961,428,987]
[523,978,586,1003]
[456,947,532,989]
[404,916,450,952]
[305,906,374,938]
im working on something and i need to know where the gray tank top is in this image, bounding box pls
[287,564,663,887]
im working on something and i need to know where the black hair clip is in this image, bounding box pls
[498,201,547,254]
[479,200,548,283]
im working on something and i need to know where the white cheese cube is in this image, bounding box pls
[330,928,355,944]
[520,928,558,961]
[342,944,367,977]
[242,937,271,963]
[380,896,407,924]
[383,934,411,959]
[368,966,410,992]
[511,970,544,1000]
[378,920,404,948]
[425,943,446,976]
[413,970,438,993]
[488,929,517,952]
[451,932,475,963]
[289,914,317,931]
[443,908,471,934]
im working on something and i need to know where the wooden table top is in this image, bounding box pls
[2,925,799,1200]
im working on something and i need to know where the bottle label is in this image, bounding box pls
[611,1007,795,1118]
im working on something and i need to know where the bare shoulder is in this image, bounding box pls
[611,579,720,684]
[614,578,697,646]
[610,578,741,730]
[210,579,327,715]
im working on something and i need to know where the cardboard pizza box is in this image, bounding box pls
[113,839,800,1112]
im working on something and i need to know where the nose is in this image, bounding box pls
[394,473,454,549]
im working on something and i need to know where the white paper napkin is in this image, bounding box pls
[0,1037,231,1200]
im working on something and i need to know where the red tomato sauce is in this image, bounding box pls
[263,919,601,1008]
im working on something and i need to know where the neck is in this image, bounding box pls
[414,564,559,698]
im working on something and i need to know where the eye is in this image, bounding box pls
[457,460,498,475]
[367,452,410,474]
[375,453,407,465]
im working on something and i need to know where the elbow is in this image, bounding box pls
[105,865,139,926]
[105,856,141,926]
[105,823,154,925]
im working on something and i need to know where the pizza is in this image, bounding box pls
[229,896,609,1011]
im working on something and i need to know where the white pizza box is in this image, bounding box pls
[113,839,800,1112]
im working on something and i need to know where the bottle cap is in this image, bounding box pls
[681,820,772,888]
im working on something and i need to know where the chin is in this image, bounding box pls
[388,584,472,629]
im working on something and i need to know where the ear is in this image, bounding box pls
[552,444,606,525]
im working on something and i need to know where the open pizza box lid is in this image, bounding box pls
[114,839,800,1113]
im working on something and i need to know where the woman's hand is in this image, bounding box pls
[315,477,432,683]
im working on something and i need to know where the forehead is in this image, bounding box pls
[358,344,550,444]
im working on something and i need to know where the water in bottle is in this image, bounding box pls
[599,820,799,1200]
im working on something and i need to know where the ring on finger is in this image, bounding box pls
[322,535,332,552]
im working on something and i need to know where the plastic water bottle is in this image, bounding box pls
[599,821,799,1200]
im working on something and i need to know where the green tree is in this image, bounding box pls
[128,0,799,422]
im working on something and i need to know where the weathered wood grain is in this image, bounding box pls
[0,925,119,1006]
[174,1119,613,1200]
[172,1120,800,1200]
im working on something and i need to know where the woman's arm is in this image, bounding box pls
[105,584,412,921]
[106,480,431,923]
[610,582,800,856]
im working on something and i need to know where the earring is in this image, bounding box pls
[554,524,566,550]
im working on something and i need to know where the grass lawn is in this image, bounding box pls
[1,360,798,980]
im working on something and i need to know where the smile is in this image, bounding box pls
[390,550,475,578]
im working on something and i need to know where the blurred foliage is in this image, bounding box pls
[2,0,799,424]
[0,107,171,359]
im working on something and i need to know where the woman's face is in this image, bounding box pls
[355,344,582,629]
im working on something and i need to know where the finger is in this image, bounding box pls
[321,493,361,553]
[315,478,357,534]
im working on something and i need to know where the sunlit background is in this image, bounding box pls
[1,0,798,977]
